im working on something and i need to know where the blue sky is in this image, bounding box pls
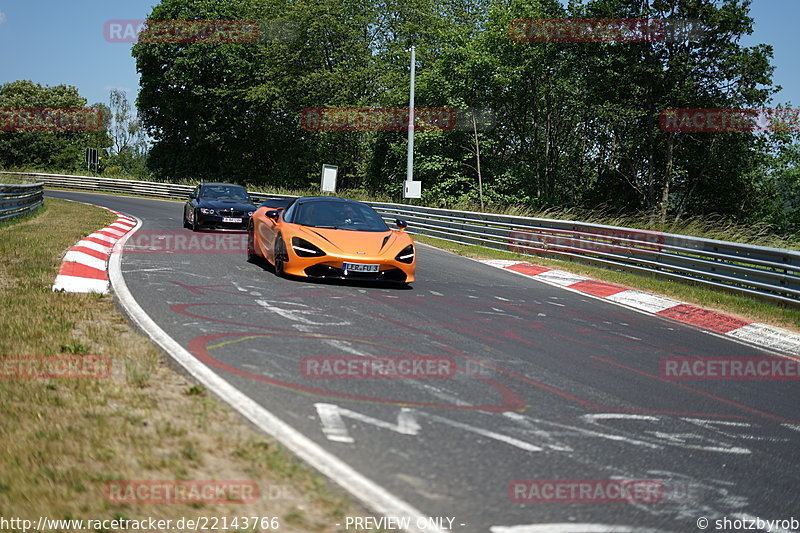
[0,0,797,108]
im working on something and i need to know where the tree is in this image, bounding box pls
[571,0,777,222]
[104,89,148,176]
[0,80,112,172]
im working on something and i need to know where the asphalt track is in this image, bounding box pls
[48,191,800,532]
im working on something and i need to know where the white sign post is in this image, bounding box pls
[321,164,338,193]
[85,148,99,173]
[403,46,421,200]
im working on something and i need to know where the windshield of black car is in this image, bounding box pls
[292,201,388,232]
[200,186,250,202]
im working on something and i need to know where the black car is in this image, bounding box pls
[183,183,257,231]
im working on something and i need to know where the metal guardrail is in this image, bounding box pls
[0,182,44,222]
[2,172,197,200]
[3,171,799,305]
[368,203,800,306]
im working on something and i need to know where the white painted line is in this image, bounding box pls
[315,404,357,443]
[479,259,526,268]
[75,239,113,254]
[727,324,800,357]
[52,275,109,294]
[108,220,444,533]
[534,269,589,286]
[583,413,659,421]
[99,227,126,237]
[423,412,542,452]
[63,250,107,271]
[315,403,421,443]
[108,222,134,231]
[606,290,681,313]
[87,232,117,244]
[73,239,112,255]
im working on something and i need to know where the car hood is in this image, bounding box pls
[298,226,404,256]
[199,199,256,211]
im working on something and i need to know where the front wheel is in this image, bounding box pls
[190,209,200,232]
[247,224,258,261]
[273,236,287,277]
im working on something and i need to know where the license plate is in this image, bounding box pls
[343,262,379,273]
[222,217,242,223]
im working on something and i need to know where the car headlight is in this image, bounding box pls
[200,208,215,215]
[395,244,414,263]
[291,237,326,257]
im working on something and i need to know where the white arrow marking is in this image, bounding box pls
[315,404,542,452]
[315,403,421,444]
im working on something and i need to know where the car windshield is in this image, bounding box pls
[293,201,388,232]
[201,185,250,202]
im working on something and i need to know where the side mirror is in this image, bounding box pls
[249,195,260,204]
[266,210,281,221]
[395,219,408,230]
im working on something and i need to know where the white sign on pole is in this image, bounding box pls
[321,164,338,193]
[403,180,422,199]
[85,148,99,173]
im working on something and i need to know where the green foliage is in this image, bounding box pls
[0,80,112,172]
[130,0,798,236]
[105,89,149,177]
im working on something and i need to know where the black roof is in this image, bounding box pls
[200,182,247,188]
[295,196,362,204]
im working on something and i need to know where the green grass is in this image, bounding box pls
[414,234,800,331]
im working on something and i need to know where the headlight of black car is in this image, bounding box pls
[200,208,215,215]
[395,244,414,263]
[291,237,326,257]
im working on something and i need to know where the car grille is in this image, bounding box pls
[218,209,246,217]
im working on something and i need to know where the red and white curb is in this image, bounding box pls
[52,209,137,294]
[479,259,800,357]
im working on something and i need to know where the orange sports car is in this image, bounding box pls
[247,196,416,284]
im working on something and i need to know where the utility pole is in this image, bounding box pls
[403,45,421,201]
[406,45,415,185]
